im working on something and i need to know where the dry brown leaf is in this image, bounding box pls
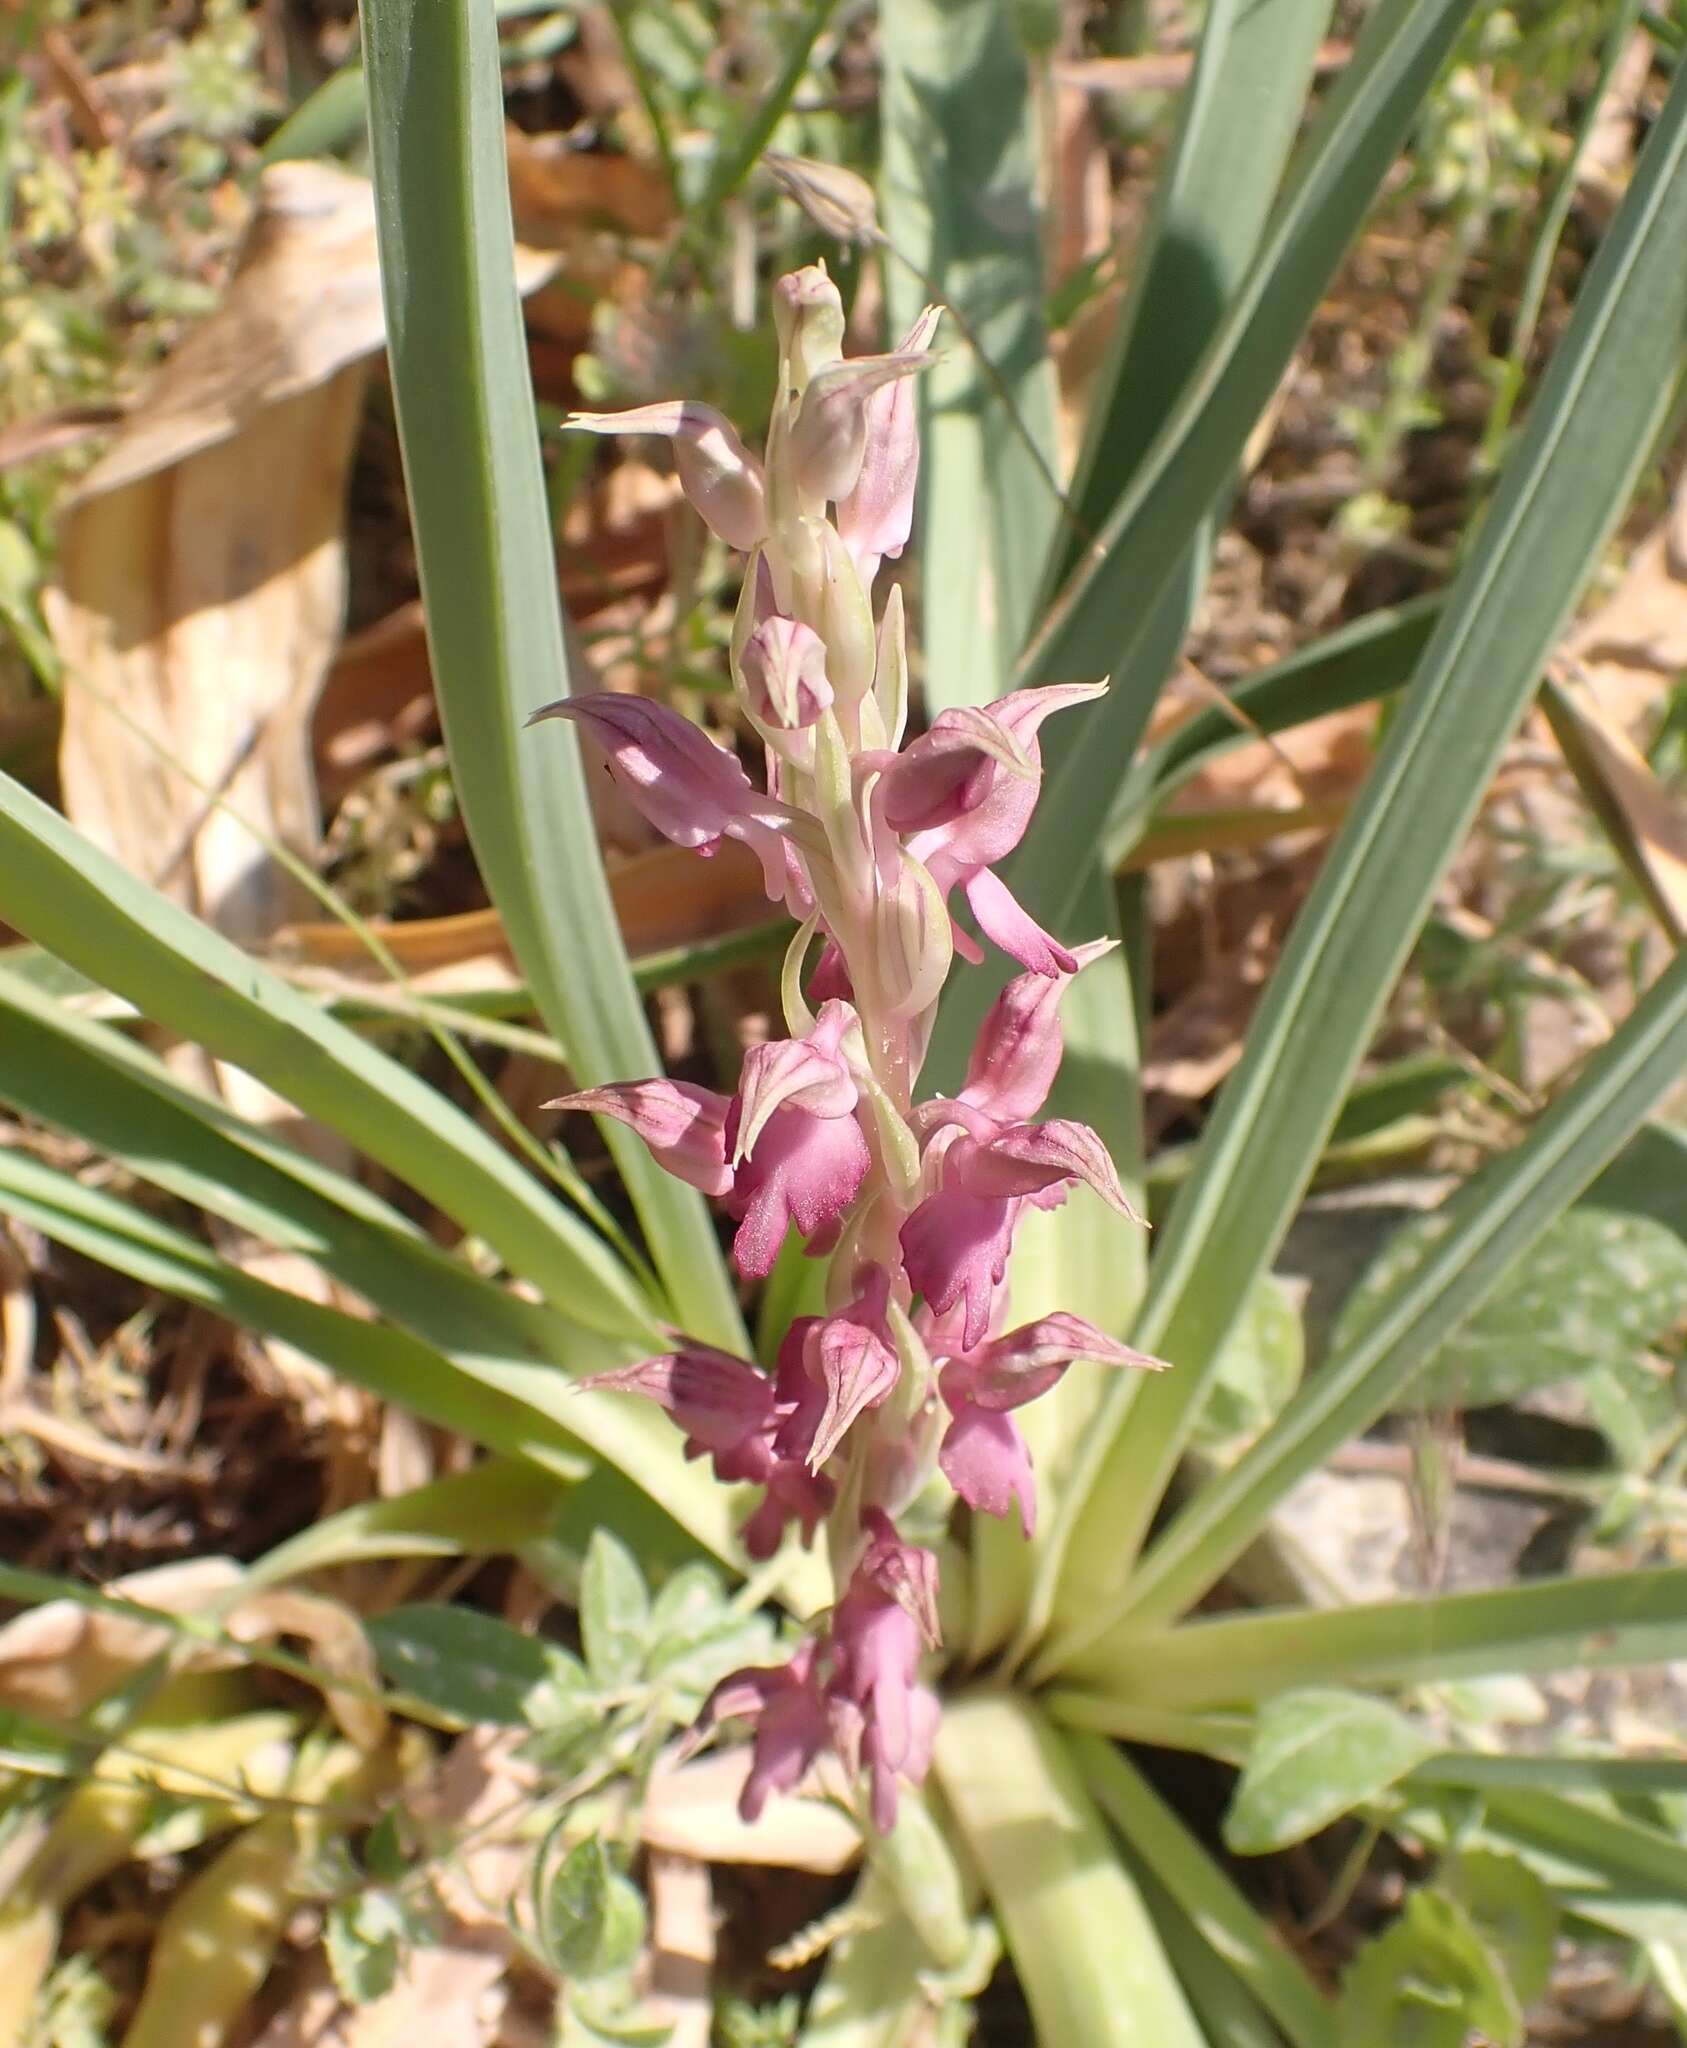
[226,1587,388,1751]
[274,838,774,995]
[505,126,673,239]
[255,1732,534,2048]
[0,1556,242,1717]
[1144,911,1276,1142]
[0,1222,33,1401]
[251,1941,510,2048]
[1053,40,1350,95]
[1543,674,1687,941]
[0,402,126,471]
[1563,481,1687,735]
[48,162,380,940]
[42,163,550,1450]
[647,1852,713,2048]
[49,159,557,938]
[313,600,437,805]
[1580,28,1654,219]
[641,1750,860,1874]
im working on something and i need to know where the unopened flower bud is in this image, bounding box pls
[565,401,767,551]
[777,516,877,726]
[838,305,943,578]
[789,352,936,507]
[739,615,833,730]
[774,264,846,392]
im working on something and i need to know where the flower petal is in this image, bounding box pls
[962,866,1078,977]
[565,400,767,549]
[549,1079,733,1197]
[940,1404,1036,1535]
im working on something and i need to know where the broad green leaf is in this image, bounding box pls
[644,1564,777,1705]
[1332,1204,1687,1412]
[539,1835,645,1980]
[936,1695,1205,2048]
[1045,49,1687,1644]
[1067,943,1687,1653]
[798,1884,942,2048]
[1586,1121,1687,1242]
[365,1604,571,1726]
[648,1561,729,1643]
[879,0,1061,706]
[1222,1689,1435,1854]
[324,1892,408,2006]
[1076,1736,1337,2048]
[1191,1273,1304,1450]
[1443,1850,1557,2011]
[1066,1564,1687,1709]
[360,0,743,1348]
[1339,1890,1521,2048]
[539,1834,610,1978]
[580,1530,652,1686]
[0,778,653,1344]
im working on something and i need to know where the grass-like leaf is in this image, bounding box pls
[1039,57,1687,1652]
[1058,1563,1687,1709]
[0,775,651,1341]
[1046,0,1333,596]
[923,0,1477,1089]
[936,1693,1207,2048]
[1056,938,1687,1660]
[359,0,743,1349]
[0,972,824,1579]
[1076,1735,1337,2048]
[879,0,1061,708]
[1482,1788,1687,1906]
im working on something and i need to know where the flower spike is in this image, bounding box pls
[529,265,1155,1835]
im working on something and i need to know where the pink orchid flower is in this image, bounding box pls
[529,263,1164,1832]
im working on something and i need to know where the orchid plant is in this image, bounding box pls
[3,1,1687,2043]
[532,268,1161,1829]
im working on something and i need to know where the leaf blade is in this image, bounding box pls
[359,0,743,1347]
[1043,58,1687,1645]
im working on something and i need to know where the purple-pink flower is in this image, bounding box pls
[535,262,1166,1831]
